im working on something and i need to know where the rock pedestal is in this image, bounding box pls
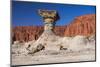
[28,10,60,53]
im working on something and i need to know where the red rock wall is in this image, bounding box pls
[12,14,96,42]
[64,14,96,36]
[12,26,66,42]
[12,26,43,42]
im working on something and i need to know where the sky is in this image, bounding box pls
[12,1,96,27]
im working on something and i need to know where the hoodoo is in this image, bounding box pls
[28,9,61,53]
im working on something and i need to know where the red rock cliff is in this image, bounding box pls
[12,14,96,42]
[64,14,96,36]
[12,26,66,42]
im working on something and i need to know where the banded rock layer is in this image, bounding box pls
[64,14,96,36]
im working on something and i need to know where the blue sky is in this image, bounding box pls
[12,1,96,26]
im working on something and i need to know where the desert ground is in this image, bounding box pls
[12,49,95,66]
[11,34,95,66]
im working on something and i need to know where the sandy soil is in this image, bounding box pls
[12,49,95,66]
[11,34,95,66]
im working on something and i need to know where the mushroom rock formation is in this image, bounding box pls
[64,14,96,36]
[28,9,61,53]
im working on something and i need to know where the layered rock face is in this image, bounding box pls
[12,26,66,42]
[64,14,96,36]
[12,14,96,42]
[12,26,44,42]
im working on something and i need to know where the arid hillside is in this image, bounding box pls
[64,14,96,36]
